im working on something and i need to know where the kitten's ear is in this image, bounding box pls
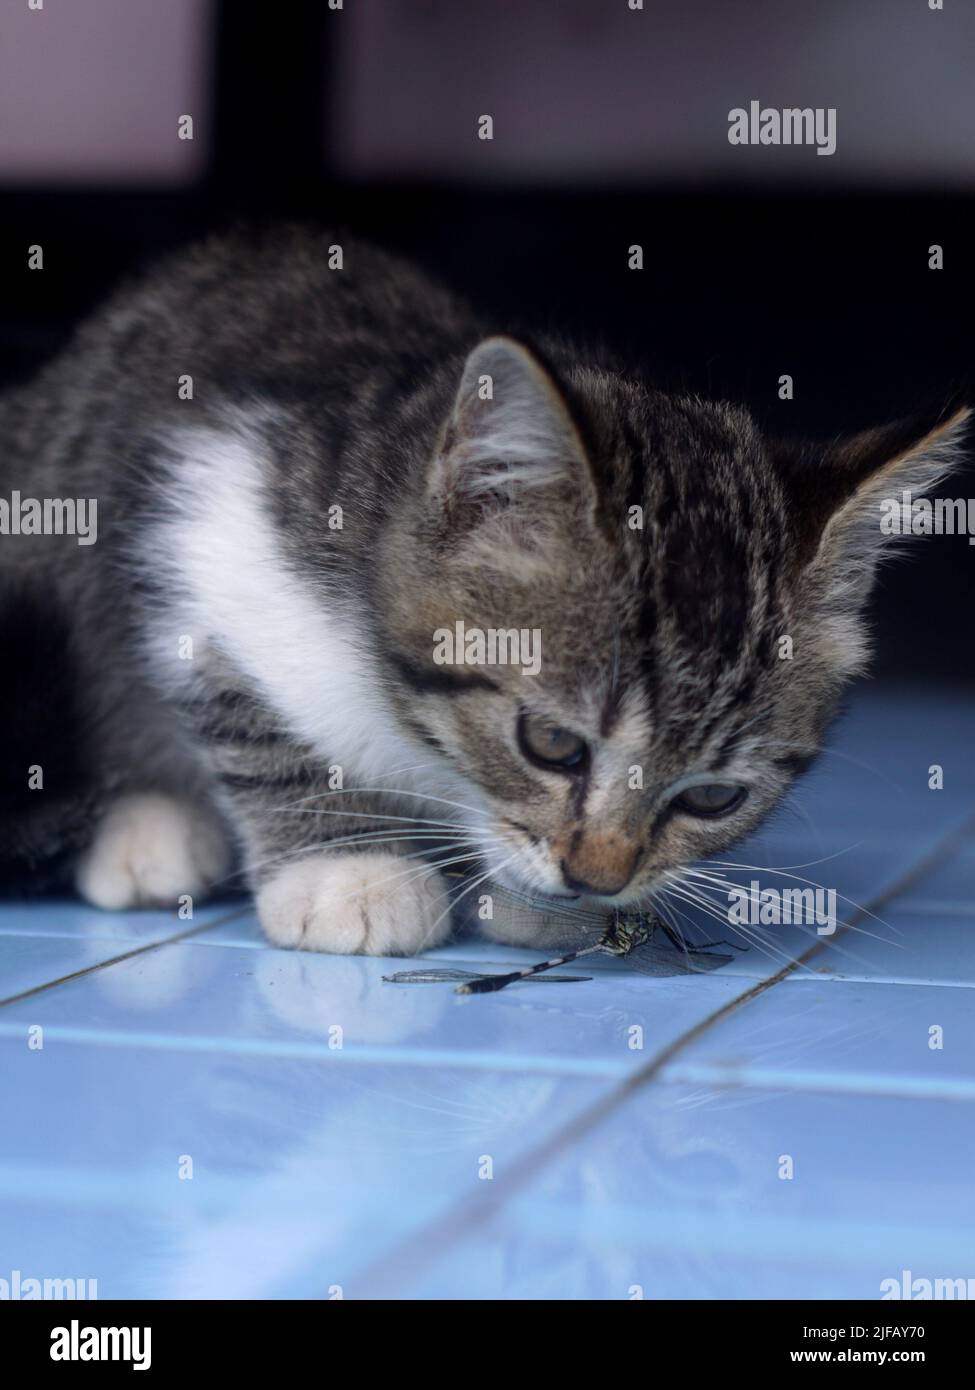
[429,336,595,526]
[777,399,971,597]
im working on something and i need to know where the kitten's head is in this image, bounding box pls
[381,336,968,925]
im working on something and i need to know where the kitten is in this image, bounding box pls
[0,226,967,953]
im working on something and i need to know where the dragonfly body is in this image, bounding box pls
[383,875,742,995]
[455,907,733,994]
[600,911,655,955]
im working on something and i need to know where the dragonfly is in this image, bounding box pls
[383,875,744,995]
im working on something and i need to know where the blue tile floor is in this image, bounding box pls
[1,683,972,1299]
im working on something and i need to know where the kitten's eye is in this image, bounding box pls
[518,712,589,771]
[673,783,747,818]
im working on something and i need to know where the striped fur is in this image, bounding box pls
[0,227,967,949]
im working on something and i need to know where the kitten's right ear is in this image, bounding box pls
[428,336,595,529]
[772,397,969,675]
[776,398,971,584]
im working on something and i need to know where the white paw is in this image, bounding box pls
[76,792,231,911]
[256,851,454,956]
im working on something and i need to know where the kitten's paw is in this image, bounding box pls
[256,851,453,956]
[76,792,231,910]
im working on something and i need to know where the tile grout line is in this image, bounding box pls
[356,807,975,1297]
[0,904,253,1009]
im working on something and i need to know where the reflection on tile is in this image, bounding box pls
[0,899,244,943]
[388,1086,975,1299]
[895,845,975,911]
[0,681,972,1300]
[0,937,748,1077]
[0,904,250,998]
[662,976,975,1097]
[0,1039,605,1297]
[186,909,266,949]
[797,902,975,987]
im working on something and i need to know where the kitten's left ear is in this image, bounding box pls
[776,398,971,594]
[429,336,596,528]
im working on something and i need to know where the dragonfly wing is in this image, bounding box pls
[454,881,611,951]
[383,967,592,985]
[383,968,489,983]
[622,945,735,976]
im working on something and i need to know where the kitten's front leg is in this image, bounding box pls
[76,791,231,911]
[255,849,454,956]
[202,698,457,955]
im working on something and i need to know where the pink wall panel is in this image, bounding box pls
[331,0,975,186]
[0,0,214,183]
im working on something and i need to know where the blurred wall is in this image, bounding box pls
[0,0,213,184]
[335,0,975,186]
[2,0,973,189]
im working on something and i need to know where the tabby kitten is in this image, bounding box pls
[0,227,967,953]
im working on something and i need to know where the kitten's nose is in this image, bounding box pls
[559,850,634,895]
[561,864,632,897]
[560,838,640,897]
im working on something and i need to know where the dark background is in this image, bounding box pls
[1,0,972,682]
